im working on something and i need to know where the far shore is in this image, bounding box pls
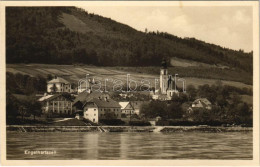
[6,125,252,133]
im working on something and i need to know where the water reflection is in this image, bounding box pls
[7,132,252,160]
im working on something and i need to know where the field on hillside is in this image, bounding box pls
[6,64,252,90]
[170,57,230,69]
[112,66,252,85]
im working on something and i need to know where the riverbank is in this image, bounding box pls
[6,125,252,133]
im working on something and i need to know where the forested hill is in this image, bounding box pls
[6,7,252,72]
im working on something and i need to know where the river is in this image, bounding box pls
[7,131,252,160]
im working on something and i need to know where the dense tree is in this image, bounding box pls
[197,84,217,103]
[140,100,184,120]
[140,101,167,119]
[189,108,212,122]
[18,105,27,121]
[171,93,188,103]
[140,81,252,125]
[47,74,53,81]
[166,102,183,119]
[186,85,197,101]
[6,91,19,119]
[26,98,42,120]
[6,7,252,75]
[6,72,47,94]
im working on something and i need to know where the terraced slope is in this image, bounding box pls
[6,64,252,90]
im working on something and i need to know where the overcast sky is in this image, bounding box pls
[80,6,253,52]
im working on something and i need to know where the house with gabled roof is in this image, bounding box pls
[119,101,136,123]
[38,93,73,116]
[130,101,149,115]
[191,98,212,110]
[119,102,135,116]
[189,98,212,112]
[47,77,71,93]
[72,91,110,111]
[82,97,121,123]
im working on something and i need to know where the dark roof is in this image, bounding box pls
[83,98,121,108]
[193,98,212,106]
[130,101,148,109]
[73,91,110,105]
[73,92,90,105]
[48,77,70,84]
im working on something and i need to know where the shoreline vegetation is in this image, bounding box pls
[7,125,252,133]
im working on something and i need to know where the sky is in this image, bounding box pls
[80,6,253,52]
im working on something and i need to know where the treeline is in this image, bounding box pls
[6,72,48,124]
[140,81,252,126]
[6,92,43,124]
[152,32,253,72]
[6,72,47,95]
[6,7,252,73]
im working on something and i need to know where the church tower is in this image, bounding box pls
[160,59,168,94]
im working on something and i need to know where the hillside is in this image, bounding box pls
[6,7,252,73]
[6,64,252,90]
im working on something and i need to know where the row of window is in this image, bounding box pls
[100,108,119,112]
[49,109,71,114]
[100,113,119,117]
[85,113,119,117]
[122,110,135,113]
[50,102,71,106]
[60,87,70,91]
[87,108,120,112]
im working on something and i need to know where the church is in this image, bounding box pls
[151,59,179,101]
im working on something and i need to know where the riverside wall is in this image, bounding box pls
[6,125,252,133]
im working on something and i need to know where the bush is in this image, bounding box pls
[129,121,151,126]
[99,119,125,125]
[82,118,99,126]
[169,120,223,126]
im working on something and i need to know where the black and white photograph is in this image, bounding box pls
[0,1,259,166]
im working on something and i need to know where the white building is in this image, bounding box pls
[82,97,121,123]
[38,93,73,116]
[77,84,91,93]
[77,77,96,93]
[47,77,71,93]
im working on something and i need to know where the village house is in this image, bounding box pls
[72,91,110,112]
[130,101,148,115]
[47,77,72,93]
[192,98,212,110]
[77,84,90,94]
[38,93,73,116]
[77,77,95,93]
[82,97,121,123]
[119,102,135,117]
[187,98,212,113]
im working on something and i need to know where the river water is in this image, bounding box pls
[7,131,252,160]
